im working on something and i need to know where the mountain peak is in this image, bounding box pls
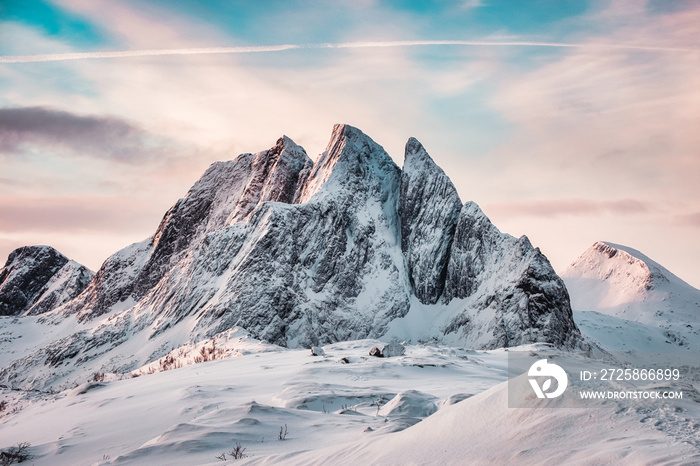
[566,241,693,293]
[563,242,654,305]
[0,245,93,316]
[331,123,361,138]
[399,138,462,304]
[295,124,399,204]
[5,245,66,267]
[562,241,700,348]
[563,241,699,310]
[404,137,428,161]
[403,137,447,176]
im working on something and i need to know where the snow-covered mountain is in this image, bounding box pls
[4,133,700,466]
[0,246,93,317]
[562,241,700,350]
[0,125,581,390]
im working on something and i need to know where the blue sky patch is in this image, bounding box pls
[1,0,110,48]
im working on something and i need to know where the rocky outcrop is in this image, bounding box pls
[66,136,313,320]
[0,246,93,316]
[441,202,578,348]
[399,137,462,304]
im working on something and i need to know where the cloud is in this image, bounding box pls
[677,212,700,228]
[485,199,650,219]
[0,196,163,234]
[480,1,700,208]
[0,106,175,163]
[0,45,300,63]
[1,40,697,64]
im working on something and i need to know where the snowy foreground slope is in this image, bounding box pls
[4,236,700,465]
[0,125,581,392]
[1,341,698,465]
[562,241,700,351]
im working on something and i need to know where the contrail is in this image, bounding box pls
[1,40,697,64]
[0,45,301,64]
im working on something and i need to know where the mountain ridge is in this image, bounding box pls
[1,124,583,390]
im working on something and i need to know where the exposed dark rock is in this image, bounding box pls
[442,202,580,348]
[399,138,462,304]
[0,246,93,316]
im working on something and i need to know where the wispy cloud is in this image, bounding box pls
[0,106,174,163]
[1,40,698,64]
[677,212,700,228]
[485,199,650,219]
[0,195,163,234]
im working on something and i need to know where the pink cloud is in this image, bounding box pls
[484,199,650,219]
[0,196,163,234]
[677,212,700,228]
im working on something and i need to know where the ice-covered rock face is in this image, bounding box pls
[0,246,93,316]
[440,203,579,348]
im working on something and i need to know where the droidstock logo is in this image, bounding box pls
[528,359,568,399]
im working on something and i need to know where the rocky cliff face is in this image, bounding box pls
[1,125,582,390]
[399,137,462,305]
[115,124,410,346]
[439,203,578,348]
[65,136,313,321]
[0,246,93,316]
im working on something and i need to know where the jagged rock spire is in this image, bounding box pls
[399,137,462,304]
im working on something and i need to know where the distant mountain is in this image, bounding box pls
[0,246,93,316]
[562,241,700,349]
[0,125,582,390]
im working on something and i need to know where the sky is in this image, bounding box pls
[0,0,699,287]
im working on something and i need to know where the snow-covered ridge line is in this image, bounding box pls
[562,240,700,351]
